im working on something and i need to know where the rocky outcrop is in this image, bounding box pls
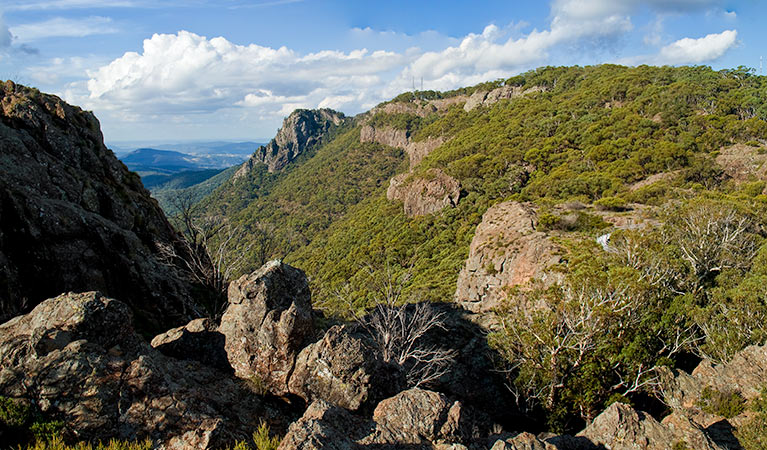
[234,109,344,177]
[218,260,314,396]
[0,81,204,331]
[288,325,405,411]
[150,318,231,373]
[369,96,469,118]
[359,124,447,169]
[663,343,767,410]
[464,85,544,112]
[279,388,477,450]
[715,143,767,186]
[386,169,460,217]
[0,291,291,449]
[578,403,723,450]
[455,201,560,313]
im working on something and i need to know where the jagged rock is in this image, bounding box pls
[234,109,344,176]
[386,169,460,217]
[577,403,723,450]
[150,318,231,373]
[277,400,365,450]
[662,343,767,410]
[370,388,462,444]
[454,201,560,313]
[490,432,548,450]
[0,292,291,449]
[0,81,204,331]
[715,143,767,186]
[463,85,544,112]
[359,124,446,168]
[288,325,405,411]
[219,260,313,395]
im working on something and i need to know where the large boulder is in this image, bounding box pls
[0,292,291,449]
[219,260,314,395]
[277,400,364,450]
[288,325,405,411]
[578,403,723,450]
[386,169,460,217]
[234,109,344,176]
[455,201,560,313]
[0,81,204,332]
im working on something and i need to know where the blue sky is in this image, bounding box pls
[0,0,760,143]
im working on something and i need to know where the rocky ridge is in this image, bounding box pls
[386,168,461,217]
[0,81,205,331]
[234,109,344,177]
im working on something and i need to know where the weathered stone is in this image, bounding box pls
[490,432,549,450]
[234,109,344,176]
[0,292,291,449]
[277,400,363,450]
[359,125,446,168]
[288,325,405,411]
[715,143,767,186]
[386,169,460,217]
[454,201,560,313]
[464,85,544,112]
[150,318,231,373]
[578,403,723,450]
[0,81,204,332]
[219,260,314,395]
[372,388,453,444]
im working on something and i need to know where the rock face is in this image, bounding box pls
[218,261,314,395]
[578,403,723,450]
[234,109,344,176]
[0,81,203,331]
[715,143,767,186]
[386,169,461,217]
[360,125,446,168]
[279,388,476,450]
[288,324,405,411]
[455,201,560,313]
[463,85,544,112]
[0,292,290,449]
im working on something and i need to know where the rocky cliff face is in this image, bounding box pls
[0,81,203,331]
[360,124,446,169]
[454,201,561,313]
[234,109,344,177]
[463,85,545,112]
[386,169,461,217]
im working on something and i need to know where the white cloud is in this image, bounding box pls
[4,0,144,11]
[84,30,405,120]
[10,16,117,42]
[0,17,11,48]
[658,29,737,64]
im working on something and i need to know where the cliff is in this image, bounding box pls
[0,81,206,331]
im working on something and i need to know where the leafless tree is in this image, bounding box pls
[336,263,456,388]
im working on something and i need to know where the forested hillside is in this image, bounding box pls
[193,64,767,433]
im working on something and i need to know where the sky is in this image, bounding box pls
[0,0,760,143]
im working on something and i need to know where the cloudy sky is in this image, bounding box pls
[0,0,758,143]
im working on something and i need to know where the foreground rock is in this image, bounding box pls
[0,81,205,330]
[219,261,314,396]
[234,109,344,176]
[455,201,560,313]
[386,169,461,217]
[288,324,405,411]
[279,388,477,450]
[0,292,292,448]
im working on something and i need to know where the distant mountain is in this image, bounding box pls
[122,148,200,174]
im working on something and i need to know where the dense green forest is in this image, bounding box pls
[192,64,767,433]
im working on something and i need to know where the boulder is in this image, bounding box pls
[371,388,460,444]
[0,81,205,332]
[0,292,291,449]
[234,109,344,176]
[578,403,723,450]
[150,318,231,373]
[219,260,314,395]
[454,201,560,313]
[288,325,405,411]
[386,169,460,217]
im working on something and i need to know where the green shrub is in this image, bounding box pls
[697,386,745,418]
[594,196,629,211]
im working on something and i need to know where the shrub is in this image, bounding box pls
[594,196,629,212]
[697,386,745,418]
